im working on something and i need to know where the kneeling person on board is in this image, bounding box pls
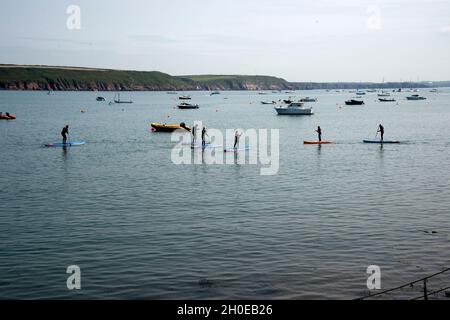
[316,126,322,142]
[378,124,384,141]
[61,125,69,144]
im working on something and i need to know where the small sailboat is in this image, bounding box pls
[114,93,133,104]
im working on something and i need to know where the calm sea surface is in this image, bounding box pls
[1,89,450,299]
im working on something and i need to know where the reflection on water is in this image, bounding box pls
[1,90,450,299]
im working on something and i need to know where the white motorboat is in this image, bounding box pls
[274,102,313,115]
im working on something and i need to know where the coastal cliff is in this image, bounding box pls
[0,65,293,91]
[0,65,446,91]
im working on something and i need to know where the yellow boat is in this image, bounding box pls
[151,122,191,132]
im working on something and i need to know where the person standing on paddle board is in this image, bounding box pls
[202,126,208,148]
[61,125,69,144]
[377,124,384,142]
[234,130,242,149]
[316,126,322,142]
[191,124,198,146]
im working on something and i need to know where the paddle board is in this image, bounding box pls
[363,140,399,144]
[304,141,332,145]
[190,144,222,149]
[224,145,251,152]
[182,142,211,146]
[45,141,85,148]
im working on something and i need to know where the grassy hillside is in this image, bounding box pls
[0,65,445,91]
[178,74,292,90]
[0,65,293,91]
[0,65,192,90]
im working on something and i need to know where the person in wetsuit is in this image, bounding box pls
[202,126,208,147]
[378,124,384,141]
[316,126,322,142]
[61,125,69,144]
[191,124,198,146]
[234,130,242,149]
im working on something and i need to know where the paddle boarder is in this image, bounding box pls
[316,126,322,142]
[234,130,242,149]
[61,125,69,144]
[191,124,198,146]
[202,126,208,148]
[377,124,384,142]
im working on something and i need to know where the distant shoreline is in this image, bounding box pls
[1,64,448,91]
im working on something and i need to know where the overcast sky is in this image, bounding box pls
[1,0,449,82]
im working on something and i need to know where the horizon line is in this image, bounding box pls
[0,63,448,84]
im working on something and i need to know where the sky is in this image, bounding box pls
[0,0,449,82]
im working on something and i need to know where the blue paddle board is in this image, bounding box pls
[45,141,85,148]
[224,145,251,152]
[190,144,222,149]
[183,142,211,146]
[363,140,399,144]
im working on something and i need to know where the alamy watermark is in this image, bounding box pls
[367,265,381,290]
[66,5,81,30]
[366,5,382,30]
[170,121,280,176]
[66,265,81,290]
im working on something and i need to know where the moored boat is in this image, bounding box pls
[179,95,192,100]
[96,96,106,101]
[379,98,396,102]
[261,101,276,105]
[299,97,318,102]
[345,99,365,105]
[0,112,16,120]
[275,102,313,115]
[178,103,199,109]
[406,94,426,100]
[151,122,191,132]
[114,93,133,104]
